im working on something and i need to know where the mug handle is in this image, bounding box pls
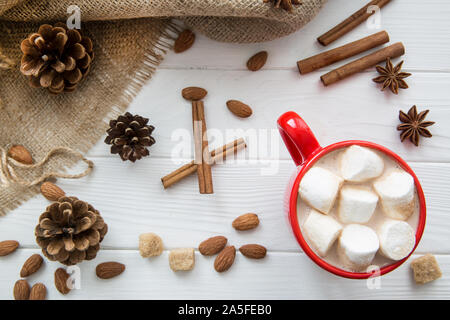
[277,111,322,166]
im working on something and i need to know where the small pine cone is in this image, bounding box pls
[104,112,156,162]
[35,196,108,266]
[20,23,94,94]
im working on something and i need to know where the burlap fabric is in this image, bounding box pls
[0,0,326,216]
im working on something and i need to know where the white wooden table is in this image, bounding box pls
[1,0,449,300]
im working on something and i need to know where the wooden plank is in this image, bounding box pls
[0,249,448,299]
[86,69,450,162]
[1,0,449,301]
[160,0,450,72]
[1,160,449,254]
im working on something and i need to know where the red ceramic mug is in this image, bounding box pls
[277,111,426,279]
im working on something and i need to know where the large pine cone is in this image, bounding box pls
[20,23,94,94]
[35,196,108,266]
[105,112,156,162]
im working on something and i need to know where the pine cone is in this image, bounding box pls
[105,112,156,162]
[35,196,108,266]
[20,23,94,94]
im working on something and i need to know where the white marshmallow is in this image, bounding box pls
[338,224,379,271]
[299,167,344,214]
[338,186,379,224]
[379,220,415,261]
[340,145,384,182]
[373,170,415,220]
[303,209,342,257]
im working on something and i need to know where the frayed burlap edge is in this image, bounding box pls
[0,0,326,216]
[0,19,182,216]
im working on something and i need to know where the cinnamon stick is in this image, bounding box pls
[161,138,246,189]
[320,42,405,86]
[162,162,197,188]
[192,101,206,193]
[211,138,245,164]
[317,0,392,46]
[192,101,213,194]
[297,31,389,74]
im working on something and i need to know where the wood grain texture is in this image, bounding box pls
[1,0,449,300]
[0,160,449,254]
[0,249,448,300]
[160,0,450,72]
[86,70,450,162]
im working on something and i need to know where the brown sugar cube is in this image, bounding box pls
[139,233,163,258]
[411,254,442,284]
[169,248,195,272]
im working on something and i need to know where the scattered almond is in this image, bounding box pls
[239,244,267,259]
[214,246,236,272]
[7,145,33,164]
[246,51,268,71]
[0,240,19,256]
[96,261,125,279]
[29,283,46,300]
[226,100,253,118]
[54,268,71,295]
[232,213,260,231]
[182,87,208,101]
[20,254,43,277]
[40,182,66,201]
[199,236,228,256]
[13,279,30,300]
[174,30,195,53]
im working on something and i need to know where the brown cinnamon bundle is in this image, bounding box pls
[162,138,246,189]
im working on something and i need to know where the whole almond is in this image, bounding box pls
[7,145,33,164]
[96,262,125,279]
[40,182,66,201]
[182,87,208,101]
[0,240,19,256]
[214,246,236,272]
[226,100,253,118]
[247,51,268,71]
[174,30,195,53]
[199,236,227,256]
[232,213,260,231]
[54,268,71,295]
[239,244,267,259]
[20,254,43,277]
[29,283,46,300]
[13,279,30,300]
[214,246,236,273]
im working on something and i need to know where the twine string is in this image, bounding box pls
[0,47,15,70]
[0,146,94,187]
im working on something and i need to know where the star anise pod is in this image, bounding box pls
[397,106,435,147]
[373,58,411,94]
[263,0,302,12]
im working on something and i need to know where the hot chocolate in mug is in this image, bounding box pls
[277,111,426,279]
